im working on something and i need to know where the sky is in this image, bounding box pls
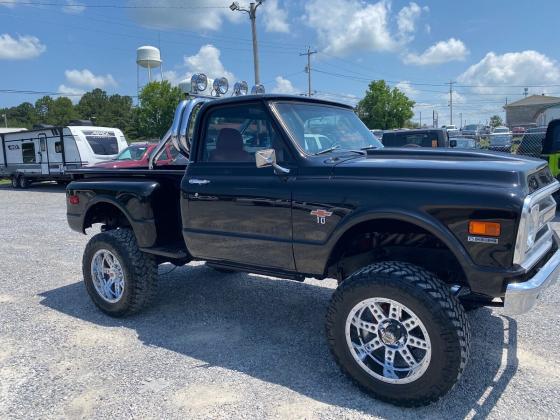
[1,0,560,126]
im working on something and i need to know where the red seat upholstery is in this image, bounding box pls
[209,128,252,162]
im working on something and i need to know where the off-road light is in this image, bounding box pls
[233,81,248,96]
[213,77,229,96]
[251,84,265,95]
[191,73,208,93]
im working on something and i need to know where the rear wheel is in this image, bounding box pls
[18,176,29,189]
[11,176,19,189]
[326,261,470,407]
[83,228,157,317]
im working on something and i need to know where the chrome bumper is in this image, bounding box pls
[504,247,560,315]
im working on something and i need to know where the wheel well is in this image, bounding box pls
[83,202,131,231]
[327,218,467,286]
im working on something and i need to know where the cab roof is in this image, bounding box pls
[188,93,354,110]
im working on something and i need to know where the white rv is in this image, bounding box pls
[0,125,128,188]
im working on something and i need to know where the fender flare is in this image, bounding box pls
[81,195,158,248]
[324,208,474,276]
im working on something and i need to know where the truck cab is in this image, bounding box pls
[65,89,560,407]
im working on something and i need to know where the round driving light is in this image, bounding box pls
[233,81,248,96]
[213,77,229,95]
[191,73,207,93]
[251,84,265,95]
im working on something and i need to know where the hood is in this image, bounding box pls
[333,148,549,192]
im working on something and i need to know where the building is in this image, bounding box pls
[504,95,560,127]
[536,104,560,127]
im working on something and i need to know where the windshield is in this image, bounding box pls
[116,145,148,161]
[83,130,119,155]
[463,125,479,131]
[273,102,382,154]
[493,127,509,133]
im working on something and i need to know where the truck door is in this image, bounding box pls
[181,102,295,271]
[38,134,49,175]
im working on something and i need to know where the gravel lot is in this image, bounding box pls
[1,183,559,419]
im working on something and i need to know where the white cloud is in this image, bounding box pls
[0,34,46,60]
[271,76,299,94]
[63,0,86,15]
[395,81,419,98]
[397,3,424,36]
[183,44,234,81]
[457,50,560,94]
[64,69,117,89]
[262,0,290,33]
[305,0,426,56]
[0,0,19,8]
[127,0,242,31]
[57,84,85,102]
[403,38,469,65]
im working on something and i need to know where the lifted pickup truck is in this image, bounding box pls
[66,94,560,407]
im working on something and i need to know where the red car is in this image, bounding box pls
[92,142,177,168]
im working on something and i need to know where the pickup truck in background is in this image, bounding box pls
[66,92,560,407]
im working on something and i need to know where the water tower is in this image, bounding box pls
[136,46,163,95]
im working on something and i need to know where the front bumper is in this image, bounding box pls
[504,247,560,315]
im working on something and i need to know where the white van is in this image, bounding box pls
[0,125,128,188]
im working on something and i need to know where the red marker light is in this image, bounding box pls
[68,195,80,205]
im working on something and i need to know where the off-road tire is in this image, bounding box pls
[82,228,157,317]
[326,261,470,407]
[11,176,19,189]
[18,176,29,189]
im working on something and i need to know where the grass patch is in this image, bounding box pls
[0,179,10,185]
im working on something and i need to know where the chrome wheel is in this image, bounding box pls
[90,249,125,303]
[345,297,432,384]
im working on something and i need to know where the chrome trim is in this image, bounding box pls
[504,246,560,315]
[513,180,559,269]
[148,97,211,169]
[188,179,210,185]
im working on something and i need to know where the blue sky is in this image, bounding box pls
[2,0,560,126]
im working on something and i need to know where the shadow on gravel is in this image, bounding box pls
[39,264,518,418]
[0,182,66,193]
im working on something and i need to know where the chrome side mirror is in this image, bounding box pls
[255,149,290,174]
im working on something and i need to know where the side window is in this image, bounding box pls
[201,103,288,163]
[55,141,63,153]
[22,142,36,163]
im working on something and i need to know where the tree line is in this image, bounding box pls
[0,81,184,141]
[1,79,419,139]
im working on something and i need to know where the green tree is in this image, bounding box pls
[489,115,503,128]
[48,97,78,126]
[76,89,134,135]
[76,88,109,123]
[2,102,38,128]
[135,81,183,139]
[356,80,415,129]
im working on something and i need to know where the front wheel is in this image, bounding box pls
[82,228,157,317]
[11,176,19,189]
[18,176,29,189]
[326,261,470,407]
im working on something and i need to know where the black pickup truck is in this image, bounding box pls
[66,94,560,407]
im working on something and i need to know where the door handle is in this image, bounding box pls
[188,178,211,185]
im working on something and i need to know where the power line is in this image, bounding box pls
[0,1,229,9]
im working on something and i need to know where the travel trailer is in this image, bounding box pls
[0,125,128,188]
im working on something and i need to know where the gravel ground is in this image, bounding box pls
[0,183,559,419]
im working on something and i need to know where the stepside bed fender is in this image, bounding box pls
[67,179,160,248]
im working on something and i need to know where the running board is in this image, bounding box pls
[139,244,189,260]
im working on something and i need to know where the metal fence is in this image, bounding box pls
[452,130,546,158]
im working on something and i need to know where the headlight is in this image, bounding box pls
[526,204,540,248]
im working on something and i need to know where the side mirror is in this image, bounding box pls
[450,139,457,148]
[255,149,290,174]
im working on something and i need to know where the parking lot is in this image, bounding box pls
[0,184,559,419]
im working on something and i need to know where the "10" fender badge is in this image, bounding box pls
[310,209,333,224]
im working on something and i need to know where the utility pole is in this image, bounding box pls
[230,1,263,86]
[447,80,455,126]
[300,47,317,97]
[419,111,422,127]
[459,112,462,129]
[2,113,6,128]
